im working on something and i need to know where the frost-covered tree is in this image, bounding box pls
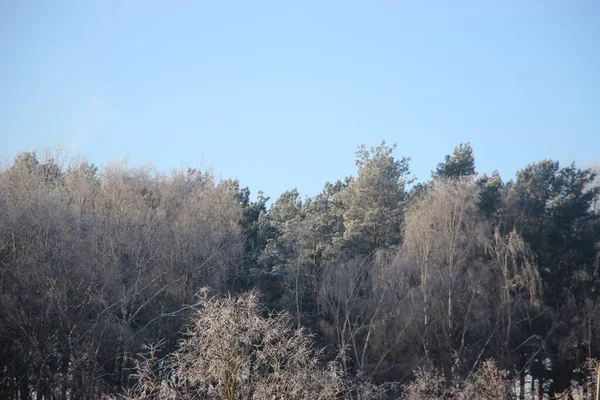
[120,291,387,400]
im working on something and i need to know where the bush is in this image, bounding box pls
[118,290,387,400]
[401,360,512,400]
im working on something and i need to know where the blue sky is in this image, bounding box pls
[1,1,598,201]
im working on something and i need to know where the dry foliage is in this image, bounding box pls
[456,360,512,400]
[0,152,244,398]
[120,290,388,400]
[401,359,512,400]
[400,367,452,400]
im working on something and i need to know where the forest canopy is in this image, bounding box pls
[0,143,598,399]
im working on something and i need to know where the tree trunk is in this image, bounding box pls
[519,372,525,400]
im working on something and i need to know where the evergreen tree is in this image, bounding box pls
[434,143,476,179]
[476,170,503,219]
[340,141,412,256]
[503,160,599,394]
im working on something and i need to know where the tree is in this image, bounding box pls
[258,189,304,271]
[0,152,109,399]
[505,160,598,305]
[238,185,270,272]
[119,291,386,400]
[0,152,247,399]
[476,170,503,219]
[434,143,476,179]
[501,160,599,396]
[402,178,488,380]
[317,252,415,381]
[4,144,600,399]
[340,141,412,255]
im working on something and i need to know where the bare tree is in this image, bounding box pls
[0,152,245,399]
[119,290,387,400]
[403,178,488,379]
[318,253,415,381]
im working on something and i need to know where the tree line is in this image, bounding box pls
[0,143,598,399]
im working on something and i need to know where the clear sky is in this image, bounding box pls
[1,1,599,201]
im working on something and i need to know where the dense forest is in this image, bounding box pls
[0,142,598,399]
